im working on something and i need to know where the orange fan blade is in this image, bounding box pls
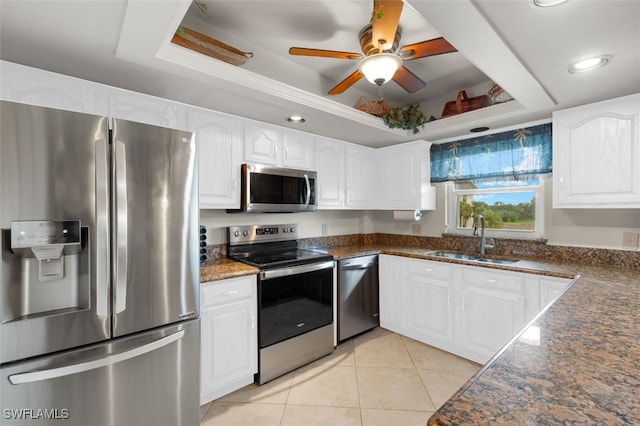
[371,0,404,52]
[328,69,364,95]
[289,47,362,60]
[400,37,457,60]
[393,66,426,93]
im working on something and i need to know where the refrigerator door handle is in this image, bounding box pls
[114,140,128,314]
[95,138,110,317]
[8,330,185,385]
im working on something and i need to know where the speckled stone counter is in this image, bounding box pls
[200,258,258,282]
[317,242,640,425]
[427,265,640,426]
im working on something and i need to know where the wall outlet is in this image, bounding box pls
[321,223,329,236]
[622,232,639,250]
[411,223,421,235]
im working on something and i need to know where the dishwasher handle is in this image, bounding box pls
[339,255,378,271]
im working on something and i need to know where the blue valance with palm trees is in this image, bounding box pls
[430,123,552,183]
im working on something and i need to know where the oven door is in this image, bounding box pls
[258,260,334,348]
[242,163,317,213]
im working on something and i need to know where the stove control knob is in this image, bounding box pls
[289,227,295,233]
[243,230,249,237]
[233,231,240,237]
[283,228,288,233]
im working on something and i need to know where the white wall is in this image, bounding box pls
[542,179,640,250]
[200,209,375,245]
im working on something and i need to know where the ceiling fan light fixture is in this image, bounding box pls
[568,56,611,73]
[358,53,403,86]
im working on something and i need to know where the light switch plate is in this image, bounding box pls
[321,224,328,236]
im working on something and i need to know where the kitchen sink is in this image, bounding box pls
[426,251,518,265]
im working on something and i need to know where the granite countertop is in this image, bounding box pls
[200,258,259,282]
[200,244,639,424]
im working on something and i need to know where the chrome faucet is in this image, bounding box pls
[473,215,495,256]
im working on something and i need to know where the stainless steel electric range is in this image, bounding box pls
[227,224,335,384]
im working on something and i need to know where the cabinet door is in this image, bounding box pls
[456,267,527,364]
[378,140,435,210]
[109,90,185,129]
[200,276,257,404]
[314,137,345,208]
[345,143,376,208]
[1,61,108,115]
[378,255,405,333]
[405,259,454,347]
[553,93,640,208]
[282,132,313,169]
[192,112,243,209]
[244,124,281,165]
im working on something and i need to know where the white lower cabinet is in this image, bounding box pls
[379,255,571,364]
[404,258,454,349]
[379,255,405,332]
[455,266,528,362]
[200,275,257,405]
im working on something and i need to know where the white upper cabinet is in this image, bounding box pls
[244,124,282,166]
[1,61,108,115]
[345,143,377,209]
[553,93,640,208]
[377,140,436,210]
[314,137,345,208]
[282,132,314,169]
[244,123,313,169]
[190,111,243,209]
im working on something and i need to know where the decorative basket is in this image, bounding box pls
[488,84,513,104]
[441,90,489,118]
[354,97,390,117]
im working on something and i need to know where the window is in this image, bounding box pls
[446,177,545,239]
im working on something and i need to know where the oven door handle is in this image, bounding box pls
[261,260,334,280]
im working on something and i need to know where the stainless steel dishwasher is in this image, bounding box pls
[338,254,379,342]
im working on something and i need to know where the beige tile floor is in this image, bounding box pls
[200,328,480,426]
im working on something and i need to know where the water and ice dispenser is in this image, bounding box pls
[2,220,89,323]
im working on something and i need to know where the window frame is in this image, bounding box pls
[444,177,546,240]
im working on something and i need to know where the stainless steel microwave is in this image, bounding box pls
[231,163,317,213]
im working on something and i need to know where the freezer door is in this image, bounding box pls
[111,119,199,337]
[0,101,111,363]
[1,319,200,426]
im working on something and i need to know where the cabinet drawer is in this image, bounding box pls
[407,258,453,280]
[460,266,525,294]
[201,276,256,307]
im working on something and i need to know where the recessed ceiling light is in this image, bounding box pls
[568,56,611,73]
[286,115,306,123]
[531,0,568,7]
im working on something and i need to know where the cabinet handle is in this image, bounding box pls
[483,278,498,283]
[423,268,433,272]
[223,290,238,296]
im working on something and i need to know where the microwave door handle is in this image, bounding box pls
[114,140,128,314]
[304,173,311,209]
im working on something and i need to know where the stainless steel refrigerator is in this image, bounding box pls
[0,101,200,425]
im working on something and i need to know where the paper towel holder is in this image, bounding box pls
[393,210,422,221]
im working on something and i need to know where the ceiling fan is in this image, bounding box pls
[289,0,457,95]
